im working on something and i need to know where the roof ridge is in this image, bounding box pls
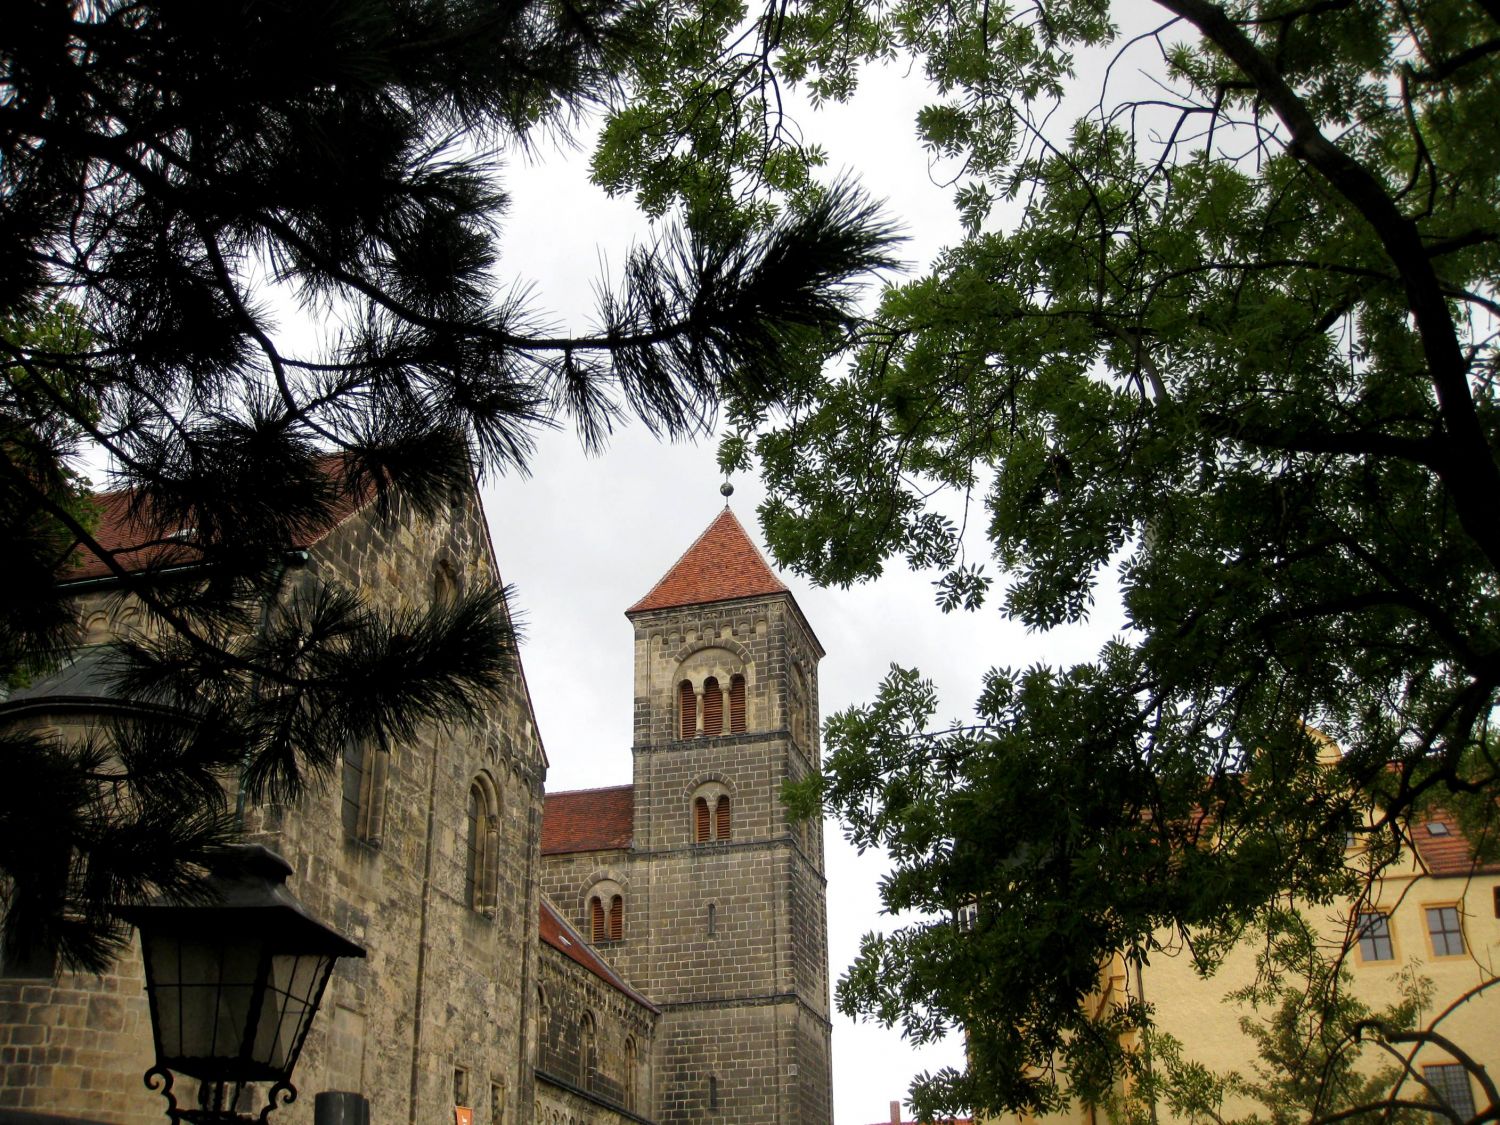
[537,898,659,1013]
[545,783,634,797]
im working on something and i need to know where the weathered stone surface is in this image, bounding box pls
[3,499,835,1125]
[1,488,547,1125]
[541,587,834,1124]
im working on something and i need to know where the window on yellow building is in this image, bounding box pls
[1425,906,1464,956]
[1424,1063,1476,1119]
[1356,911,1394,961]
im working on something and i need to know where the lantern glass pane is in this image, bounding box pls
[145,931,265,1068]
[252,952,334,1072]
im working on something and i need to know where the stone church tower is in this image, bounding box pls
[540,506,835,1123]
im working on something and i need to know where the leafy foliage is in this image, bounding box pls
[0,0,899,972]
[604,0,1500,1116]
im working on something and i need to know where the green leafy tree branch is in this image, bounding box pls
[604,0,1500,1116]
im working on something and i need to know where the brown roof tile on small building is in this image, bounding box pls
[1410,807,1500,877]
[65,462,372,582]
[538,898,659,1012]
[541,785,634,855]
[626,506,787,615]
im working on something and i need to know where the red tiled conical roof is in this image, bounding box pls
[627,507,787,614]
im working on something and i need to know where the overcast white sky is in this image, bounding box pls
[478,56,1131,1123]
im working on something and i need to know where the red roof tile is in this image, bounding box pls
[541,786,634,855]
[1410,807,1500,877]
[627,507,787,615]
[64,463,370,581]
[538,898,658,1013]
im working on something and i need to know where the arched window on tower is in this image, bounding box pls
[702,676,723,736]
[729,674,746,733]
[609,894,623,941]
[692,783,733,844]
[678,679,697,739]
[465,776,499,914]
[590,896,606,944]
[694,796,711,843]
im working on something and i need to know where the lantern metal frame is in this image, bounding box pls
[121,845,365,1125]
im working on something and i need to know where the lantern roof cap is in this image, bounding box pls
[120,844,365,959]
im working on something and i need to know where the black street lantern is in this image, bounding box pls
[121,845,366,1124]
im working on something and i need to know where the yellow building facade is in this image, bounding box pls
[999,808,1499,1125]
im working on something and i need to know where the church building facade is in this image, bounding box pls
[0,487,834,1125]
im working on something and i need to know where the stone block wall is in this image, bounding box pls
[538,849,634,946]
[0,958,155,1123]
[536,942,656,1118]
[243,487,547,1125]
[629,597,822,758]
[1,486,547,1125]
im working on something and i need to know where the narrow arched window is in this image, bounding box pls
[707,902,717,936]
[679,680,697,739]
[624,1037,638,1111]
[434,559,458,607]
[702,676,723,736]
[609,894,623,941]
[729,673,746,732]
[694,796,711,842]
[590,896,606,944]
[465,784,481,908]
[466,777,500,914]
[715,795,731,841]
[580,1013,597,1088]
[342,739,388,844]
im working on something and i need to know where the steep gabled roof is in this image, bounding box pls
[541,785,634,855]
[538,898,659,1013]
[626,507,787,615]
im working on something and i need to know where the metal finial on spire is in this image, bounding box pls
[720,480,734,500]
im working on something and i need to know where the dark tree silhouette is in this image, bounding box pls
[0,0,899,971]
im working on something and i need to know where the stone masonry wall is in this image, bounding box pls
[1,486,546,1125]
[538,849,633,948]
[536,943,656,1118]
[616,591,833,1124]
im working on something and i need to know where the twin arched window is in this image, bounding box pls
[590,893,623,943]
[466,776,500,914]
[679,673,746,738]
[694,794,731,843]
